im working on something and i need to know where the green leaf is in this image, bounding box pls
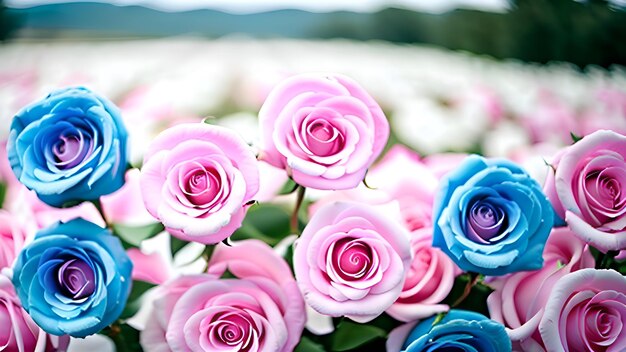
[570,132,583,143]
[0,182,6,208]
[119,280,156,319]
[101,323,143,352]
[170,236,189,256]
[295,336,327,352]
[331,321,386,351]
[278,178,299,195]
[112,222,165,248]
[230,204,292,245]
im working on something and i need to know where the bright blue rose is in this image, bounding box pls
[433,155,553,275]
[12,218,132,337]
[7,87,128,207]
[401,310,511,352]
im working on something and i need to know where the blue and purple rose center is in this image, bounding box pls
[41,121,95,171]
[466,199,508,244]
[56,257,95,300]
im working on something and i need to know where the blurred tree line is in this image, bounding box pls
[1,0,625,68]
[318,0,626,68]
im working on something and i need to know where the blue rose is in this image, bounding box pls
[7,87,128,207]
[433,155,553,275]
[12,218,132,337]
[401,310,511,352]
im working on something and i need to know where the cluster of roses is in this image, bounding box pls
[1,74,625,352]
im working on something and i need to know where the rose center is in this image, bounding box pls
[181,165,223,206]
[52,131,91,169]
[304,119,344,157]
[466,200,506,243]
[56,258,95,300]
[209,310,254,349]
[332,238,374,281]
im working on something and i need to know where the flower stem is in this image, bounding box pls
[291,186,306,235]
[452,272,480,308]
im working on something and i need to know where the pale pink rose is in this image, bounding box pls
[538,268,626,352]
[0,275,70,352]
[140,123,259,244]
[294,202,412,322]
[140,273,295,352]
[258,73,389,190]
[207,240,305,352]
[487,227,595,351]
[386,227,461,322]
[140,275,213,352]
[552,130,626,252]
[101,169,154,226]
[0,210,26,269]
[367,145,438,231]
[310,145,438,232]
[127,248,170,285]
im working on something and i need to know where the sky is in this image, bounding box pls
[5,0,511,13]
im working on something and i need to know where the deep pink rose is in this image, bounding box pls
[386,227,461,322]
[140,274,296,352]
[0,210,26,269]
[0,275,70,352]
[294,202,412,322]
[487,227,595,351]
[140,123,259,244]
[207,240,305,352]
[553,130,626,252]
[258,73,389,190]
[539,268,626,352]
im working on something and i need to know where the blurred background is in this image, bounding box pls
[1,0,626,181]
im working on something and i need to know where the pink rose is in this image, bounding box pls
[141,275,296,352]
[539,268,626,352]
[140,123,259,244]
[552,130,626,252]
[207,240,305,352]
[0,210,26,269]
[0,275,70,352]
[140,275,213,351]
[126,248,170,285]
[259,73,389,190]
[487,227,595,351]
[310,145,438,232]
[294,202,412,322]
[101,169,154,226]
[386,227,461,322]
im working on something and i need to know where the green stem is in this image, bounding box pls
[291,186,306,235]
[452,272,480,308]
